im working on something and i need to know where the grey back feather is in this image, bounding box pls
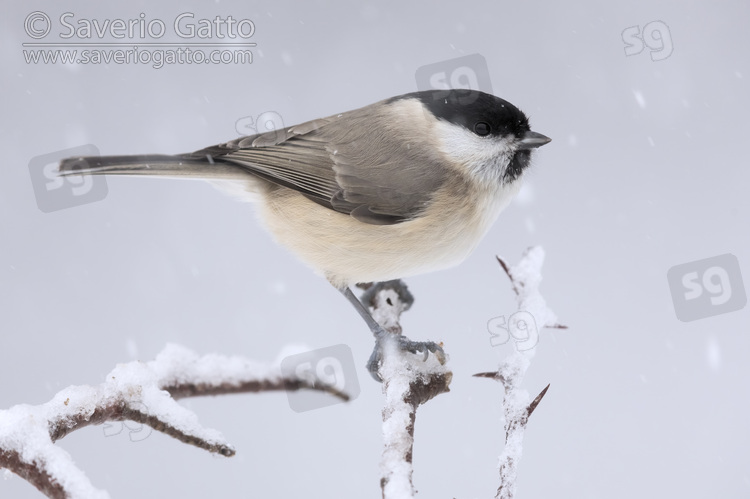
[190,98,450,225]
[59,97,453,225]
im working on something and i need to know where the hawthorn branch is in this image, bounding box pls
[361,280,452,499]
[476,246,565,499]
[0,345,350,499]
[1,249,557,499]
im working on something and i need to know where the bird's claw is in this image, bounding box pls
[367,334,446,382]
[397,337,446,364]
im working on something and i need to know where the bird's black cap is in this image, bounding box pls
[389,89,531,139]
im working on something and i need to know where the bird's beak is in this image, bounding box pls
[517,131,551,150]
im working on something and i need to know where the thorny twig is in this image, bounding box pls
[362,280,452,499]
[0,345,349,499]
[476,246,564,499]
[1,249,559,499]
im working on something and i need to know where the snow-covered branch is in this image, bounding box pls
[475,246,565,499]
[0,344,349,499]
[1,250,560,499]
[360,281,452,499]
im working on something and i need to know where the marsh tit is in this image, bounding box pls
[59,89,550,377]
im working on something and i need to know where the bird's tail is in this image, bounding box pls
[58,154,248,180]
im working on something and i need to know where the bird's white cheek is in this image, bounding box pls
[432,120,515,181]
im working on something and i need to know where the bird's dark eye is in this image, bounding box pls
[473,122,491,136]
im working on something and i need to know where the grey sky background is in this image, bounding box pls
[1,1,749,498]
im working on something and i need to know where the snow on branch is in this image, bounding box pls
[0,344,349,499]
[475,246,565,499]
[360,281,452,499]
[1,249,559,499]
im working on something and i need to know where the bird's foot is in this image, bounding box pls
[366,328,446,382]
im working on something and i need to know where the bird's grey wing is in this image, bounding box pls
[193,101,448,225]
[184,117,338,206]
[320,107,449,224]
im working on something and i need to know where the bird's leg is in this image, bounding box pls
[338,284,446,382]
[340,286,387,337]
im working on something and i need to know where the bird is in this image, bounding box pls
[59,89,550,379]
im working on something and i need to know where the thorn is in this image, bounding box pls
[496,255,511,277]
[496,255,519,296]
[526,383,550,418]
[472,371,507,386]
